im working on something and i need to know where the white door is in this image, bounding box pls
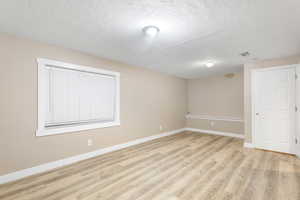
[254,67,295,154]
[296,66,300,157]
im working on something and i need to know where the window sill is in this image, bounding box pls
[36,121,120,137]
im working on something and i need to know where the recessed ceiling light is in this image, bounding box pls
[143,26,160,37]
[206,61,215,68]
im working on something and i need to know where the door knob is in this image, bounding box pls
[256,113,259,115]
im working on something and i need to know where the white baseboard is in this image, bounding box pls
[244,142,255,148]
[185,128,244,139]
[0,128,185,184]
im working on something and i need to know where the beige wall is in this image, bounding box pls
[244,55,300,143]
[187,72,244,134]
[0,33,187,175]
[187,119,244,134]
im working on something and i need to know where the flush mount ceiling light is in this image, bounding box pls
[143,26,160,37]
[205,61,215,68]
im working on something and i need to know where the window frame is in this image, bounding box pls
[36,58,120,137]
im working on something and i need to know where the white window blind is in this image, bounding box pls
[37,59,120,136]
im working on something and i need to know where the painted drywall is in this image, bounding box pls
[186,119,243,134]
[0,33,187,175]
[186,72,244,134]
[244,55,300,143]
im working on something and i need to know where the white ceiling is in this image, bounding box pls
[0,0,300,78]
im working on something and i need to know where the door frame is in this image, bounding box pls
[296,65,300,158]
[251,64,298,154]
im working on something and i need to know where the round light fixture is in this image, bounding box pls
[205,61,215,68]
[143,26,160,37]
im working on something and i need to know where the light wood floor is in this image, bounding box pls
[0,132,300,200]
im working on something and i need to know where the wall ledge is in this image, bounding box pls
[186,114,244,122]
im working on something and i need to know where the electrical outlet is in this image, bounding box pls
[210,121,215,127]
[87,139,93,146]
[159,125,163,131]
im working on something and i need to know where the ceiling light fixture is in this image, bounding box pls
[205,61,215,68]
[143,26,160,37]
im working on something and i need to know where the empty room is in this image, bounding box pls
[0,0,300,199]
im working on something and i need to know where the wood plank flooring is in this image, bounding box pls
[0,131,300,200]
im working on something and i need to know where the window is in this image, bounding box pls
[36,58,120,136]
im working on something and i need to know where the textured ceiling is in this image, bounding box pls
[0,0,300,78]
